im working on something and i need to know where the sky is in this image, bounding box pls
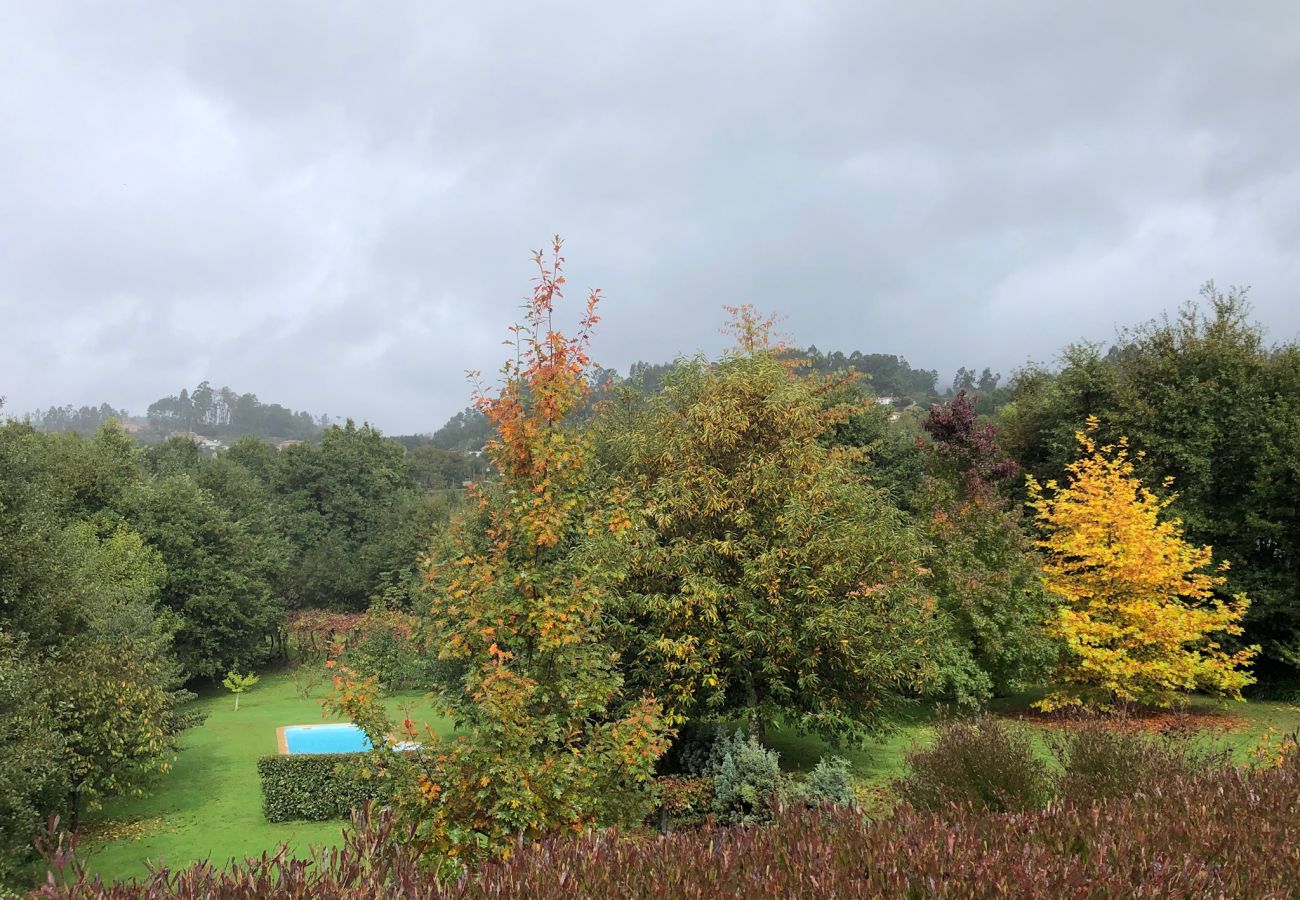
[2,2,1298,434]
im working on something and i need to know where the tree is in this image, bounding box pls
[596,320,942,745]
[126,474,281,679]
[1000,285,1300,677]
[1028,418,1257,710]
[0,633,67,885]
[51,638,175,828]
[329,239,670,872]
[273,422,415,610]
[222,672,260,710]
[917,392,1053,701]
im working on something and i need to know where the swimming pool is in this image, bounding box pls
[279,723,372,755]
[277,723,421,754]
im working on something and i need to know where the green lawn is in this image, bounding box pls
[80,672,453,883]
[79,674,1300,885]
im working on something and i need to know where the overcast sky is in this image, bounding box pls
[3,2,1298,433]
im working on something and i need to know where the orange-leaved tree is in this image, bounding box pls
[328,239,670,874]
[1028,417,1256,710]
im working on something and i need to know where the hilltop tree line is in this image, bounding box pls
[424,344,988,455]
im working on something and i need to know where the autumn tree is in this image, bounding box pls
[594,314,942,745]
[1001,285,1300,677]
[328,239,670,872]
[1028,418,1257,710]
[918,392,1052,701]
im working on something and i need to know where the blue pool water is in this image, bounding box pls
[283,723,372,754]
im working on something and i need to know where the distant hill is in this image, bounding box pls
[145,381,328,441]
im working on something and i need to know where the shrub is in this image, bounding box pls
[790,755,856,807]
[652,776,714,830]
[709,731,785,824]
[896,716,1055,812]
[34,753,1300,898]
[256,753,387,822]
[1051,718,1229,804]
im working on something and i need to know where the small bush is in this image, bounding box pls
[1051,718,1228,804]
[256,753,387,822]
[652,776,714,829]
[791,755,856,807]
[897,716,1055,812]
[709,730,785,824]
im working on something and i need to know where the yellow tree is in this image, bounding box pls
[1028,417,1256,710]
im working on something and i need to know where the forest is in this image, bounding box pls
[3,258,1299,896]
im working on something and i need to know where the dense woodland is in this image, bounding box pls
[3,265,1299,890]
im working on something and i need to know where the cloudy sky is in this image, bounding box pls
[3,2,1298,433]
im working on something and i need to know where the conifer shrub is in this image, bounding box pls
[790,755,856,808]
[708,731,785,824]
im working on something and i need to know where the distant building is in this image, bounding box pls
[277,439,305,451]
[166,431,227,454]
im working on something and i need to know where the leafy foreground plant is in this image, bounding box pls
[326,240,671,875]
[36,750,1300,898]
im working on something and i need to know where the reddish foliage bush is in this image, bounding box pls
[35,754,1300,898]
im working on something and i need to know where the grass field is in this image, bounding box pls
[77,672,1300,885]
[79,672,453,883]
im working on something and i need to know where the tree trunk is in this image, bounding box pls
[745,676,765,743]
[66,788,81,832]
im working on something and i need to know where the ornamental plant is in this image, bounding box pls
[221,672,259,711]
[328,239,671,874]
[1028,418,1257,710]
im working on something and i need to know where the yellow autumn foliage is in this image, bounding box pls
[1028,417,1257,710]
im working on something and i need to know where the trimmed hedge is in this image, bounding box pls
[256,753,385,822]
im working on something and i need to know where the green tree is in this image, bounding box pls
[126,474,281,678]
[50,637,176,828]
[597,346,942,744]
[917,392,1053,701]
[222,672,260,710]
[273,422,416,610]
[0,633,67,885]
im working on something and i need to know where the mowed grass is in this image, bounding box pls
[79,671,453,884]
[79,672,1300,885]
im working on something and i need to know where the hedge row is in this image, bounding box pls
[256,753,386,822]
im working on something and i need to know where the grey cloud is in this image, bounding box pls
[2,1,1298,431]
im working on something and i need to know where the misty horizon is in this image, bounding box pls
[4,2,1299,433]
